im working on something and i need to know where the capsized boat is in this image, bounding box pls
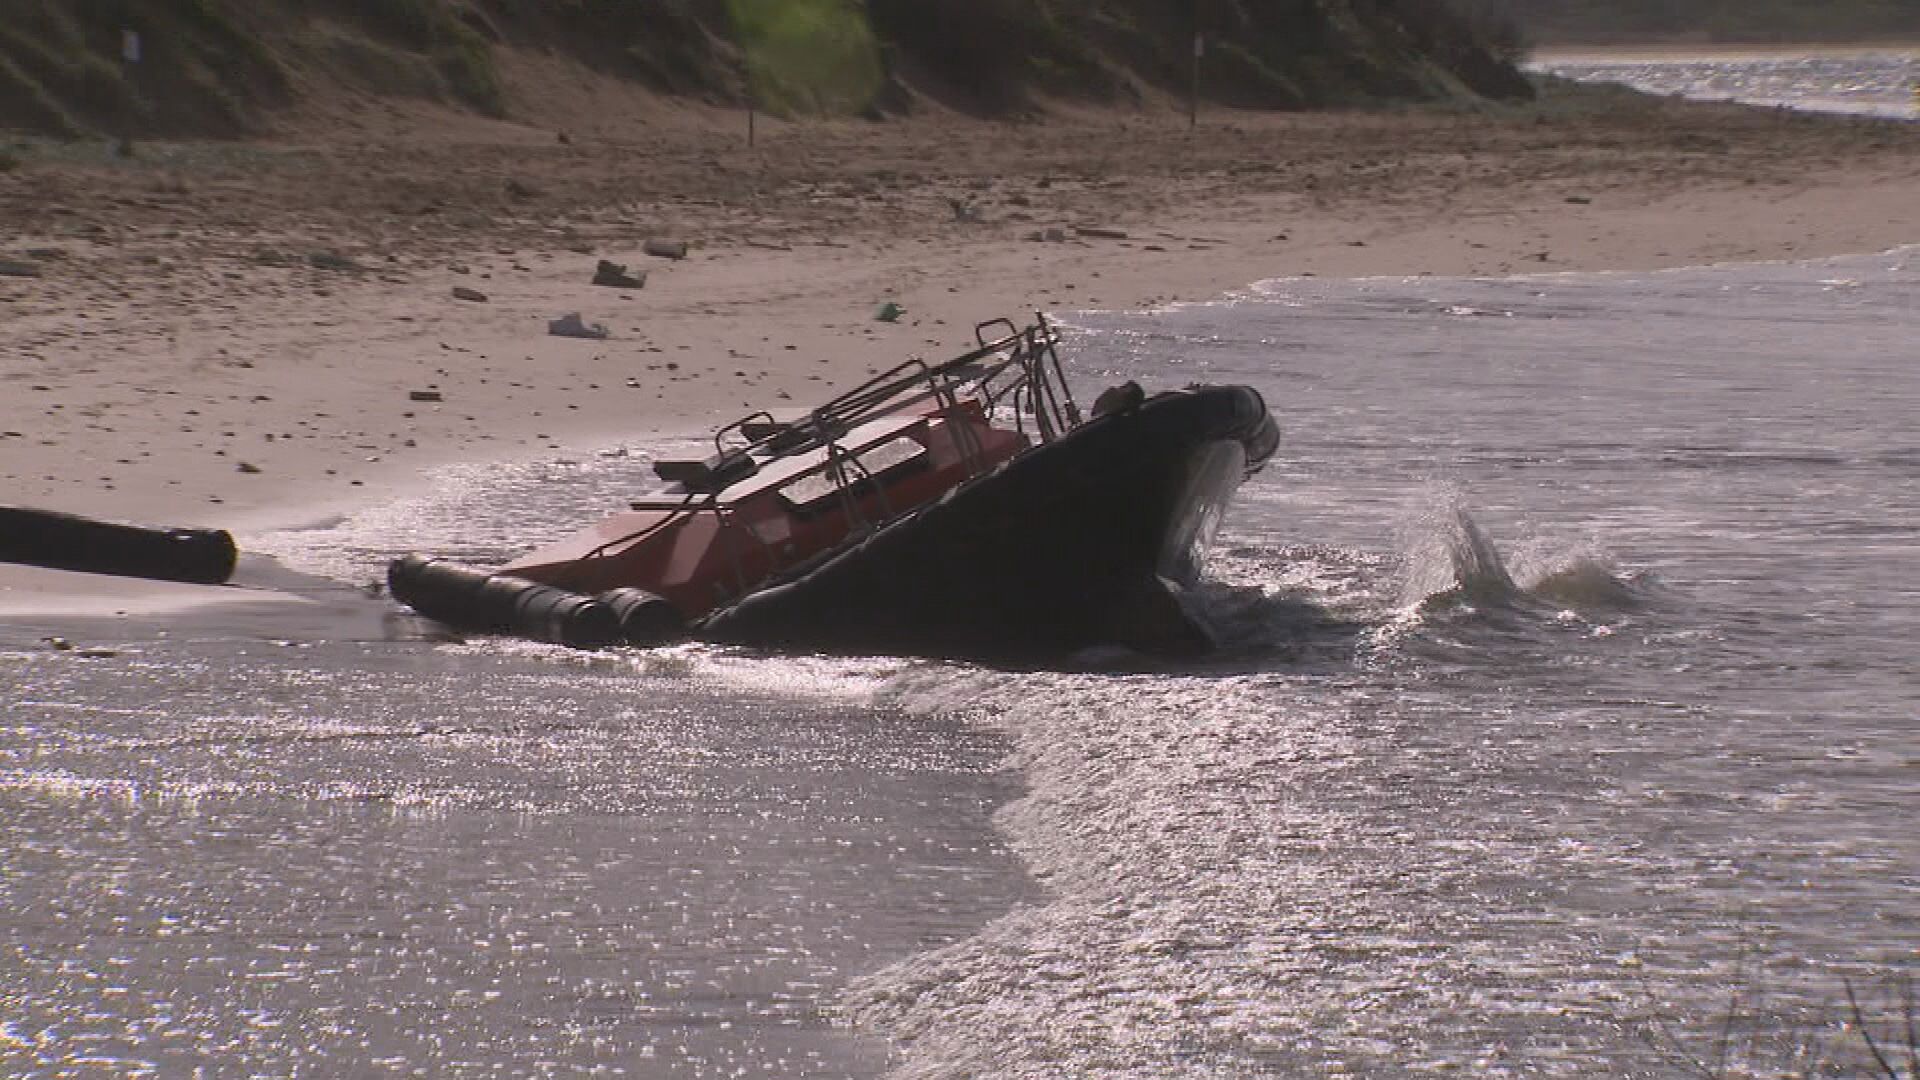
[388,316,1278,659]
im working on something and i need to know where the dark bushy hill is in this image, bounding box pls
[0,0,1532,138]
[0,0,295,136]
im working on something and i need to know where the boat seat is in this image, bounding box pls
[652,449,759,493]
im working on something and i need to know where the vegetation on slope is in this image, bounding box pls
[0,0,1532,138]
[0,0,293,136]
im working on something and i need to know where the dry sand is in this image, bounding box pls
[4,89,1920,617]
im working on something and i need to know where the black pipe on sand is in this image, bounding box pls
[0,505,238,585]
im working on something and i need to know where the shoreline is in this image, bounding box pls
[1531,42,1920,61]
[5,91,1920,622]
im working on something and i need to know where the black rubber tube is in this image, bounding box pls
[598,587,687,646]
[0,505,237,585]
[387,555,621,649]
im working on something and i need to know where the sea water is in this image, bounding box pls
[8,248,1916,1078]
[7,68,1920,1080]
[1535,48,1920,120]
[850,252,1920,1075]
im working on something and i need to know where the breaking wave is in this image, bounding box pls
[1393,488,1653,623]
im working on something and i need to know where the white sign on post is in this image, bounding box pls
[122,30,141,65]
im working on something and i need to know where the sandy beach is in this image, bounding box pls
[5,81,1919,616]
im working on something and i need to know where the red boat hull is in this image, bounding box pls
[501,404,1028,619]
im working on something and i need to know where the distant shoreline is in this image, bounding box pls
[1529,41,1920,62]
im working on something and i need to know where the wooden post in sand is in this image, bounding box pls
[1190,31,1203,129]
[745,56,757,147]
[118,28,141,157]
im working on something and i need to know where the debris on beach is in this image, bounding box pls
[1076,226,1128,240]
[307,251,364,272]
[409,390,444,402]
[549,313,610,339]
[0,259,44,278]
[643,239,689,260]
[875,301,904,322]
[451,286,488,302]
[591,260,646,288]
[44,637,119,659]
[42,630,118,657]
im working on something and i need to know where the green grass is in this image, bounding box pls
[431,20,504,115]
[733,0,884,115]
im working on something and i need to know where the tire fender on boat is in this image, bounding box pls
[597,587,687,646]
[387,554,621,649]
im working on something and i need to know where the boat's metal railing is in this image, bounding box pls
[822,441,884,535]
[678,314,1078,488]
[778,313,1077,460]
[969,317,1081,444]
